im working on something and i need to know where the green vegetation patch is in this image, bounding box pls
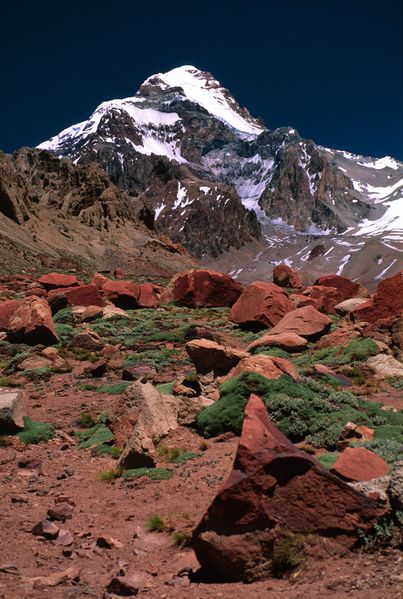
[387,376,403,390]
[96,381,130,394]
[293,337,378,373]
[17,416,54,444]
[316,452,339,470]
[122,467,172,481]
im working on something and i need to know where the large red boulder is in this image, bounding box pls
[226,354,300,381]
[247,332,308,353]
[270,305,332,341]
[137,283,161,308]
[186,339,248,376]
[64,285,104,307]
[102,280,141,309]
[352,271,403,324]
[192,394,386,581]
[331,447,389,482]
[0,300,20,330]
[273,264,303,289]
[91,273,111,289]
[38,272,80,291]
[229,281,294,330]
[300,285,344,314]
[6,297,58,345]
[161,270,242,308]
[315,275,368,301]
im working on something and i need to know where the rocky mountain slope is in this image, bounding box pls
[39,65,403,284]
[0,147,194,275]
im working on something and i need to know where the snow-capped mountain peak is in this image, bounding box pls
[141,65,264,136]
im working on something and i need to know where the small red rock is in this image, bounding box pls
[331,447,389,482]
[273,264,303,289]
[31,519,59,539]
[47,502,73,522]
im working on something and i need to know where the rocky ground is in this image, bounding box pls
[0,266,402,598]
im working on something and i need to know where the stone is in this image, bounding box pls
[107,573,148,596]
[335,298,370,316]
[55,530,74,546]
[102,304,128,319]
[117,382,178,468]
[38,272,80,290]
[78,305,104,321]
[226,354,300,381]
[6,297,58,345]
[391,316,403,350]
[47,502,73,522]
[185,339,248,376]
[69,329,103,351]
[0,388,26,433]
[161,269,242,308]
[91,272,111,288]
[102,280,141,309]
[331,447,389,482]
[348,476,391,504]
[30,566,79,588]
[64,284,104,307]
[192,394,386,581]
[83,359,107,378]
[229,281,294,330]
[96,536,124,549]
[315,275,368,301]
[137,283,160,308]
[0,300,20,330]
[367,354,403,378]
[269,305,332,341]
[247,332,308,353]
[176,394,214,425]
[31,519,59,540]
[122,362,157,381]
[388,460,403,511]
[352,271,403,324]
[272,264,303,289]
[17,355,52,371]
[301,285,344,314]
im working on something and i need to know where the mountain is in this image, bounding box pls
[39,65,403,285]
[0,147,194,275]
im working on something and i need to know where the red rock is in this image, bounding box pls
[107,573,147,595]
[79,305,104,321]
[273,264,303,289]
[91,272,111,289]
[192,394,386,581]
[32,519,59,539]
[0,300,20,330]
[270,305,332,341]
[185,339,248,376]
[7,297,58,345]
[291,294,320,309]
[83,359,107,378]
[315,274,368,301]
[229,281,294,330]
[47,502,73,522]
[161,269,242,308]
[102,280,140,309]
[114,268,127,278]
[247,332,308,353]
[25,287,47,298]
[301,285,344,314]
[64,284,104,307]
[226,354,300,381]
[331,447,389,482]
[137,283,160,308]
[38,272,80,290]
[352,271,403,324]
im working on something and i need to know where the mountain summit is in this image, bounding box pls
[39,65,403,284]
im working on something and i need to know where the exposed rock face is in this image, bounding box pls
[0,388,27,434]
[229,282,294,330]
[335,297,369,316]
[0,147,194,275]
[247,332,308,353]
[331,448,389,482]
[270,306,332,341]
[300,285,344,314]
[192,394,386,581]
[185,339,248,376]
[272,264,302,289]
[161,269,242,308]
[366,354,403,378]
[6,297,58,345]
[352,271,403,324]
[0,300,20,330]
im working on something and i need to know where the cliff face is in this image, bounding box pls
[0,148,195,275]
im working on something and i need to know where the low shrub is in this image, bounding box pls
[17,416,54,444]
[122,467,172,481]
[271,533,304,576]
[96,382,130,394]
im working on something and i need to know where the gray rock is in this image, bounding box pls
[367,354,403,378]
[388,460,403,511]
[0,388,26,434]
[118,382,178,469]
[335,297,369,316]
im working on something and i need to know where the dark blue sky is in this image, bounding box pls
[2,0,402,159]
